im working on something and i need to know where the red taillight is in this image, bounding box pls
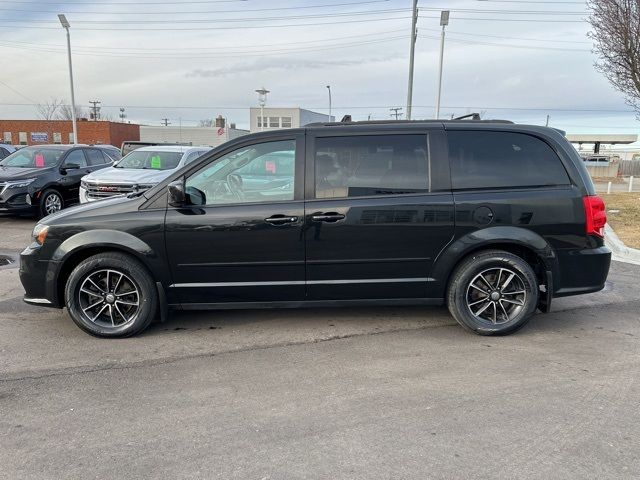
[583,195,606,238]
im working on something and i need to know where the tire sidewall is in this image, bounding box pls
[450,253,538,335]
[65,254,156,338]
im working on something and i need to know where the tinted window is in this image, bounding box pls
[448,131,570,190]
[85,149,107,166]
[65,149,88,168]
[183,150,207,166]
[0,147,8,159]
[185,140,295,206]
[314,135,429,199]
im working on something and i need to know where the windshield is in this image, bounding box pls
[0,146,66,168]
[114,150,184,170]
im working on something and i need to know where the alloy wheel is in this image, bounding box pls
[465,267,527,325]
[44,193,62,215]
[78,269,140,329]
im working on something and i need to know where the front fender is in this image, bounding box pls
[52,229,155,263]
[430,226,557,295]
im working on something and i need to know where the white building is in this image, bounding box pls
[250,107,334,133]
[140,119,248,148]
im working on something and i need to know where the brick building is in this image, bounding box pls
[0,120,140,147]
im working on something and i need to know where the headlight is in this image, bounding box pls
[32,224,49,246]
[5,178,36,189]
[81,180,88,189]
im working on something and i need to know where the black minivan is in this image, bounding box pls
[19,119,611,337]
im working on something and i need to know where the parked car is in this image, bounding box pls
[20,118,611,337]
[79,145,210,203]
[0,143,16,159]
[0,144,115,217]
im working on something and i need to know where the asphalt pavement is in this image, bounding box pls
[1,215,639,479]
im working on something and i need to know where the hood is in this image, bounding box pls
[42,194,142,224]
[0,165,55,181]
[83,166,173,185]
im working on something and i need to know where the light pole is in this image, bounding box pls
[406,0,418,120]
[255,87,270,131]
[326,85,332,121]
[58,14,77,144]
[435,10,449,119]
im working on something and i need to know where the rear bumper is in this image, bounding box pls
[554,245,611,297]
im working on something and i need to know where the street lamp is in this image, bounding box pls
[255,87,269,131]
[326,85,332,121]
[435,10,449,119]
[58,14,77,145]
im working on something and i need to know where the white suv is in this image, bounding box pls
[80,145,210,203]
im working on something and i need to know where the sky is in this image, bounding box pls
[0,0,638,137]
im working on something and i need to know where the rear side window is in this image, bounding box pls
[448,131,570,190]
[314,134,429,199]
[85,149,107,166]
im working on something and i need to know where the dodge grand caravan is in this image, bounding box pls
[19,119,611,337]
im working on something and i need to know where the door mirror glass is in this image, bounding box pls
[168,180,186,207]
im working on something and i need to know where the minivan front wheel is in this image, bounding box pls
[447,250,539,335]
[65,252,158,337]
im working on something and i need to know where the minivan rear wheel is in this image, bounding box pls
[447,250,538,335]
[65,252,158,337]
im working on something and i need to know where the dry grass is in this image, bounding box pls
[603,193,640,249]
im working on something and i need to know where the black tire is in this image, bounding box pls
[446,249,539,336]
[64,252,158,338]
[39,189,64,218]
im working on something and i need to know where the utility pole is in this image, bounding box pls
[119,107,126,122]
[406,0,419,120]
[435,10,449,119]
[390,107,403,120]
[545,114,550,126]
[89,100,101,121]
[161,118,171,126]
[326,85,332,121]
[58,15,77,144]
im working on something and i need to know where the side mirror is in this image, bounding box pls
[168,180,185,207]
[60,162,80,173]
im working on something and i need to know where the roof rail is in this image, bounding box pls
[452,113,481,121]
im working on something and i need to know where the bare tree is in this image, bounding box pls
[587,1,640,114]
[58,103,87,120]
[199,118,214,127]
[37,98,63,120]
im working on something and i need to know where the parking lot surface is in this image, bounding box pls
[1,215,639,479]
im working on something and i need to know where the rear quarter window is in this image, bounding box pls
[448,131,570,190]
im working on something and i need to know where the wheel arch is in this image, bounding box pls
[431,226,558,298]
[50,230,159,306]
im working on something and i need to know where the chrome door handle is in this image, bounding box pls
[311,212,345,223]
[265,215,298,225]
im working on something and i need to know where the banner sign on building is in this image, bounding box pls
[31,132,48,142]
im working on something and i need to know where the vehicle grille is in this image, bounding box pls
[84,182,149,200]
[0,182,6,194]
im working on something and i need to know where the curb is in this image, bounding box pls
[605,224,640,266]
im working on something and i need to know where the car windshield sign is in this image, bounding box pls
[115,150,183,170]
[0,147,65,168]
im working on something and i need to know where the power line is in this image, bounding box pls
[420,34,591,52]
[0,0,390,14]
[0,79,38,104]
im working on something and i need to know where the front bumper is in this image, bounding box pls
[0,186,36,214]
[19,245,63,308]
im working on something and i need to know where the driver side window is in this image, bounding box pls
[185,140,296,206]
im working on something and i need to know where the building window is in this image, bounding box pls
[269,117,280,128]
[53,133,62,144]
[281,117,292,128]
[3,132,11,144]
[18,132,27,145]
[257,116,262,128]
[69,132,75,144]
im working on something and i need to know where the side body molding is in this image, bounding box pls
[429,226,558,296]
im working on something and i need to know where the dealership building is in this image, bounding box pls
[249,107,334,132]
[0,119,139,147]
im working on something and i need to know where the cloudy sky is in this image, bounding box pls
[0,0,637,135]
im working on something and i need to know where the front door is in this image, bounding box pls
[304,128,455,301]
[165,134,306,306]
[58,148,90,202]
